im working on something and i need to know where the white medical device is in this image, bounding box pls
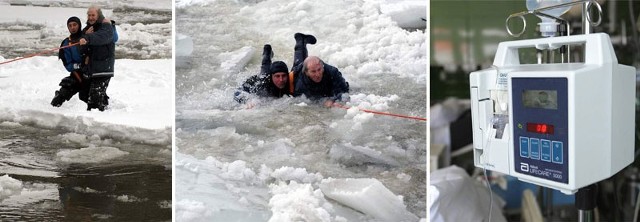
[470,33,636,194]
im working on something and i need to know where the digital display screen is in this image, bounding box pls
[522,90,558,110]
[527,123,554,134]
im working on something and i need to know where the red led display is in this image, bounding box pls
[526,123,554,134]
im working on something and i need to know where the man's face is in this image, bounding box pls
[306,61,323,83]
[67,22,79,34]
[272,72,287,89]
[87,8,99,25]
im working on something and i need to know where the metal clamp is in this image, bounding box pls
[505,0,602,37]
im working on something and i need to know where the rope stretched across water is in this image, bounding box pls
[332,103,426,121]
[0,42,80,66]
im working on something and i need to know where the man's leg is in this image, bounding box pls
[87,77,111,111]
[51,76,80,107]
[261,44,273,76]
[78,79,90,104]
[293,33,317,68]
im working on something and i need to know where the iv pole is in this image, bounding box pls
[576,2,598,222]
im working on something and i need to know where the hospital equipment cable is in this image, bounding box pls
[483,167,494,222]
[634,188,640,222]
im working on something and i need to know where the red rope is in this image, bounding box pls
[0,42,80,66]
[333,103,427,121]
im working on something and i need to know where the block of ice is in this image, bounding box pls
[319,178,418,222]
[0,174,23,201]
[176,33,194,68]
[176,33,193,57]
[217,46,255,72]
[329,143,400,167]
[57,146,129,164]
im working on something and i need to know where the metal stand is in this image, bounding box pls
[575,184,598,222]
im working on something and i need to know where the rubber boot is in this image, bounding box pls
[51,88,74,107]
[294,33,317,45]
[293,33,317,68]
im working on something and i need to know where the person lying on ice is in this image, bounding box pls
[234,44,290,106]
[235,33,349,108]
[290,33,350,107]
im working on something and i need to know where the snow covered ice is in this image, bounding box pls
[0,1,172,220]
[176,0,426,221]
[0,174,22,201]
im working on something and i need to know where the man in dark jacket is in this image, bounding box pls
[78,6,116,111]
[291,33,349,107]
[234,44,290,105]
[51,16,88,107]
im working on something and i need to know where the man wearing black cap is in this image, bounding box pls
[234,44,291,104]
[51,16,88,107]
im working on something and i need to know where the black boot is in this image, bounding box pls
[295,33,316,45]
[263,44,273,59]
[51,88,74,107]
[87,78,110,112]
[51,90,65,107]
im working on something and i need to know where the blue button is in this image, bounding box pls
[530,138,540,160]
[541,140,551,162]
[552,141,563,164]
[520,137,529,158]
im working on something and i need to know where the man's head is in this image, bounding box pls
[303,56,324,83]
[87,6,104,25]
[66,17,81,35]
[270,61,288,89]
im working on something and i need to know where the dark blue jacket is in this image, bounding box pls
[82,19,116,77]
[293,63,349,102]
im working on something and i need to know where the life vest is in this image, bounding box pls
[289,71,295,94]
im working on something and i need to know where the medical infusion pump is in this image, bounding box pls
[470,33,636,194]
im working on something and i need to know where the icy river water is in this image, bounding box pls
[0,123,171,221]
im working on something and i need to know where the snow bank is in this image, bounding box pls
[57,146,129,163]
[0,174,23,201]
[0,57,172,145]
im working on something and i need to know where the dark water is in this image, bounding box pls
[0,123,171,221]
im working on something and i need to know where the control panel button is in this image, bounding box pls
[541,139,551,162]
[552,141,563,164]
[520,137,529,158]
[530,138,540,160]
